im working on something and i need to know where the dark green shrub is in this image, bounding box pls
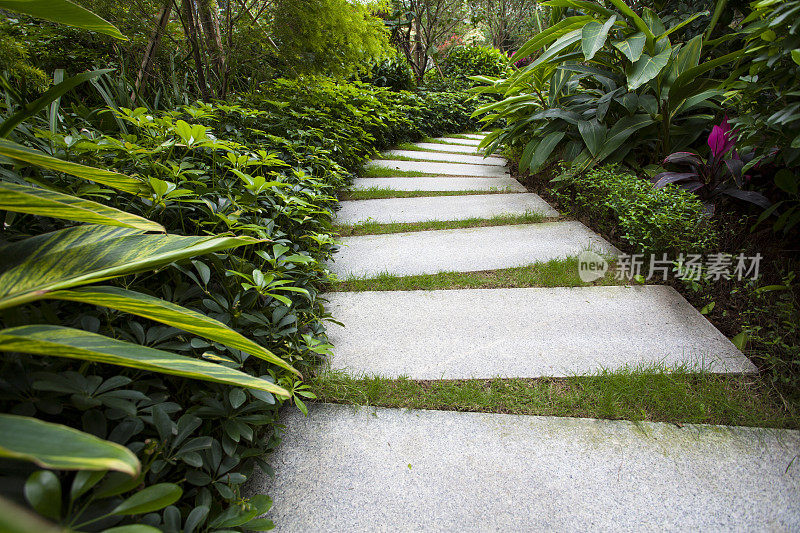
[361,55,416,91]
[552,165,718,254]
[0,76,484,531]
[424,45,509,90]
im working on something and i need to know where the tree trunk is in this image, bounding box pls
[133,0,173,98]
[196,0,227,89]
[181,0,210,99]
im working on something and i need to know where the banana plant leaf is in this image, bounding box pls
[0,413,140,474]
[0,325,291,396]
[0,0,126,40]
[0,225,259,309]
[0,139,146,195]
[0,182,164,231]
[48,286,299,376]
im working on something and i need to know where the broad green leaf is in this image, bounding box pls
[0,325,291,396]
[0,69,112,138]
[578,120,607,157]
[613,32,646,62]
[0,225,259,309]
[0,139,145,195]
[48,286,299,376]
[0,0,126,40]
[513,16,592,62]
[111,484,182,516]
[0,495,61,533]
[581,16,616,60]
[626,48,671,90]
[667,35,703,88]
[607,0,656,47]
[530,131,566,172]
[595,114,654,161]
[657,11,709,40]
[0,182,164,231]
[0,414,139,474]
[24,471,60,520]
[542,0,614,17]
[791,49,800,66]
[670,50,743,104]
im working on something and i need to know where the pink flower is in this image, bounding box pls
[708,116,737,158]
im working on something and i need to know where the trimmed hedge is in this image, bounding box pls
[552,165,718,254]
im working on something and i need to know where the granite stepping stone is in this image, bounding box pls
[412,142,484,154]
[329,221,618,279]
[366,159,509,178]
[430,136,483,146]
[461,133,489,140]
[325,286,757,378]
[381,149,506,166]
[349,177,526,192]
[335,193,557,225]
[250,403,800,532]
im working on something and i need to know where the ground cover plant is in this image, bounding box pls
[490,0,800,412]
[0,1,489,530]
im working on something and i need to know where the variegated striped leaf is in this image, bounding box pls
[0,138,145,195]
[0,225,259,309]
[48,286,299,376]
[0,414,140,474]
[0,182,164,231]
[0,325,290,396]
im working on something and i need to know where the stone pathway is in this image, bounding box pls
[252,134,800,531]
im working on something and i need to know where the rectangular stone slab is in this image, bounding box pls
[349,177,526,192]
[412,142,484,154]
[325,286,757,377]
[329,221,618,278]
[250,404,799,532]
[430,136,483,146]
[366,159,509,178]
[381,149,506,166]
[335,193,558,225]
[462,133,489,140]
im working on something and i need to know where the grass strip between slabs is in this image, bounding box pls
[374,154,503,166]
[361,167,435,178]
[335,212,551,236]
[339,188,520,200]
[329,256,622,291]
[310,367,799,429]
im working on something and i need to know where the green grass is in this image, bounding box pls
[361,167,434,178]
[335,212,550,236]
[421,136,475,146]
[310,367,798,429]
[330,256,621,291]
[394,142,436,152]
[339,188,518,200]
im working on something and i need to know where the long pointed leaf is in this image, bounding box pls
[607,0,656,47]
[613,32,646,62]
[542,0,614,17]
[48,286,299,376]
[530,131,566,172]
[0,414,139,474]
[578,120,606,157]
[595,114,654,161]
[581,16,616,60]
[626,47,671,90]
[0,0,126,40]
[0,139,145,195]
[513,16,592,62]
[0,69,113,138]
[0,325,290,396]
[0,182,164,231]
[0,225,259,309]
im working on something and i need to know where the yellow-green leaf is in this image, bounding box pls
[0,182,164,231]
[0,0,126,40]
[0,138,145,195]
[0,225,259,309]
[0,413,140,475]
[48,286,299,376]
[0,325,291,396]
